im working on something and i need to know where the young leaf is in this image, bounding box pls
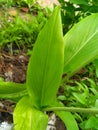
[14,96,48,130]
[54,101,79,130]
[63,13,98,81]
[27,7,64,108]
[0,82,27,100]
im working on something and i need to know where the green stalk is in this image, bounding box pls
[43,107,98,114]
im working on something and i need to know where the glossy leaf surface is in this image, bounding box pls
[0,82,27,100]
[54,101,79,130]
[27,7,64,108]
[63,13,98,80]
[14,96,48,130]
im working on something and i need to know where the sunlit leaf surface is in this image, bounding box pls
[14,96,48,130]
[27,7,64,108]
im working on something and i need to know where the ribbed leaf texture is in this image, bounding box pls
[63,13,98,80]
[27,7,64,108]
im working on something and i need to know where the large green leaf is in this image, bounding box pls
[14,96,48,130]
[0,82,27,100]
[63,13,98,81]
[27,7,64,108]
[54,101,79,130]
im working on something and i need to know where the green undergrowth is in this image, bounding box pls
[0,1,51,54]
[59,62,98,129]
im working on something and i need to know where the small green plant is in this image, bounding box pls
[1,6,98,130]
[60,78,98,129]
[0,0,36,8]
[16,0,37,9]
[0,8,48,52]
[0,0,15,8]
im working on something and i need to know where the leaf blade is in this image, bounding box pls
[54,101,79,130]
[63,13,98,80]
[0,82,27,100]
[14,96,48,130]
[27,7,64,108]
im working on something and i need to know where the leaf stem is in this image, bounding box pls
[43,107,98,114]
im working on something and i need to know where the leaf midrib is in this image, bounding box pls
[40,10,59,106]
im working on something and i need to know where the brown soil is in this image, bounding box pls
[0,50,66,130]
[0,51,29,124]
[0,52,29,83]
